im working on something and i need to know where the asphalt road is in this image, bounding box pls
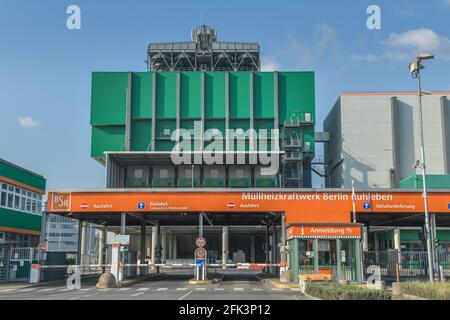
[0,273,305,300]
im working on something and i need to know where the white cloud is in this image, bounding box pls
[353,28,450,62]
[261,55,281,71]
[315,22,337,55]
[260,22,337,71]
[19,116,41,129]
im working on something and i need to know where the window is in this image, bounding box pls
[236,168,244,178]
[0,181,43,215]
[7,193,13,208]
[0,192,6,206]
[14,195,20,209]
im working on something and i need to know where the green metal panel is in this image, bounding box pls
[278,72,315,123]
[205,73,226,118]
[156,72,177,119]
[131,72,152,119]
[0,207,41,232]
[91,126,125,158]
[91,72,128,125]
[229,72,250,119]
[437,230,450,241]
[254,72,275,118]
[180,72,201,119]
[400,230,421,241]
[0,159,46,191]
[400,175,450,189]
[131,120,151,151]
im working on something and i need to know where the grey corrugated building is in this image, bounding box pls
[324,92,450,188]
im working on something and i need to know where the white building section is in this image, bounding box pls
[324,92,450,188]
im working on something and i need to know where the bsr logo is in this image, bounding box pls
[53,195,69,208]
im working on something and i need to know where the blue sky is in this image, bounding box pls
[1,0,450,189]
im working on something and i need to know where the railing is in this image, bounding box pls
[363,251,450,280]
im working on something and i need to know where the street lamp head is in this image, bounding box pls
[409,62,424,75]
[417,53,434,61]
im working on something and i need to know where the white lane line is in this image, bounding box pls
[0,289,17,293]
[130,292,144,297]
[290,288,302,292]
[37,288,55,292]
[195,287,206,291]
[233,288,244,291]
[176,288,188,291]
[69,297,81,300]
[271,288,283,291]
[17,288,36,293]
[214,288,225,291]
[253,288,263,291]
[178,290,193,300]
[118,288,131,291]
[156,288,168,291]
[137,288,150,291]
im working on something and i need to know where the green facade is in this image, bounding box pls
[90,71,315,160]
[400,174,450,189]
[0,207,42,232]
[0,159,46,233]
[0,159,46,192]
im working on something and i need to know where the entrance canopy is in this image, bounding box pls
[46,188,450,227]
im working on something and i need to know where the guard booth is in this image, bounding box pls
[287,224,363,283]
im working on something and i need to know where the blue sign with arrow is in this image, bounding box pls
[363,202,371,210]
[137,202,145,210]
[196,259,205,270]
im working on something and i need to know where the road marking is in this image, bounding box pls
[178,290,193,300]
[195,287,206,291]
[130,292,144,297]
[156,288,168,291]
[37,288,55,292]
[233,288,244,291]
[137,288,149,291]
[271,288,283,291]
[290,288,302,292]
[118,288,131,291]
[69,297,81,300]
[252,288,263,291]
[17,288,36,293]
[176,288,188,291]
[214,288,225,291]
[0,289,17,293]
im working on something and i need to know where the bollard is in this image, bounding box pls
[392,282,402,296]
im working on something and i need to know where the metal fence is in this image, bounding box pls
[363,251,450,281]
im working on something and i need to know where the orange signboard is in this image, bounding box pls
[47,190,450,225]
[287,225,362,239]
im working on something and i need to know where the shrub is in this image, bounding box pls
[305,282,391,300]
[400,281,450,300]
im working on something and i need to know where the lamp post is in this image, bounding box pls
[409,53,435,282]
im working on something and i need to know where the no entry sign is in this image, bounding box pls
[195,236,206,248]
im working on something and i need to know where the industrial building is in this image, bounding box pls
[0,158,45,282]
[324,92,450,189]
[42,26,450,284]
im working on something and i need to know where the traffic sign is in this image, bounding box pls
[137,202,145,210]
[363,202,371,210]
[196,259,205,270]
[115,234,130,245]
[195,248,207,259]
[448,202,450,210]
[195,236,206,248]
